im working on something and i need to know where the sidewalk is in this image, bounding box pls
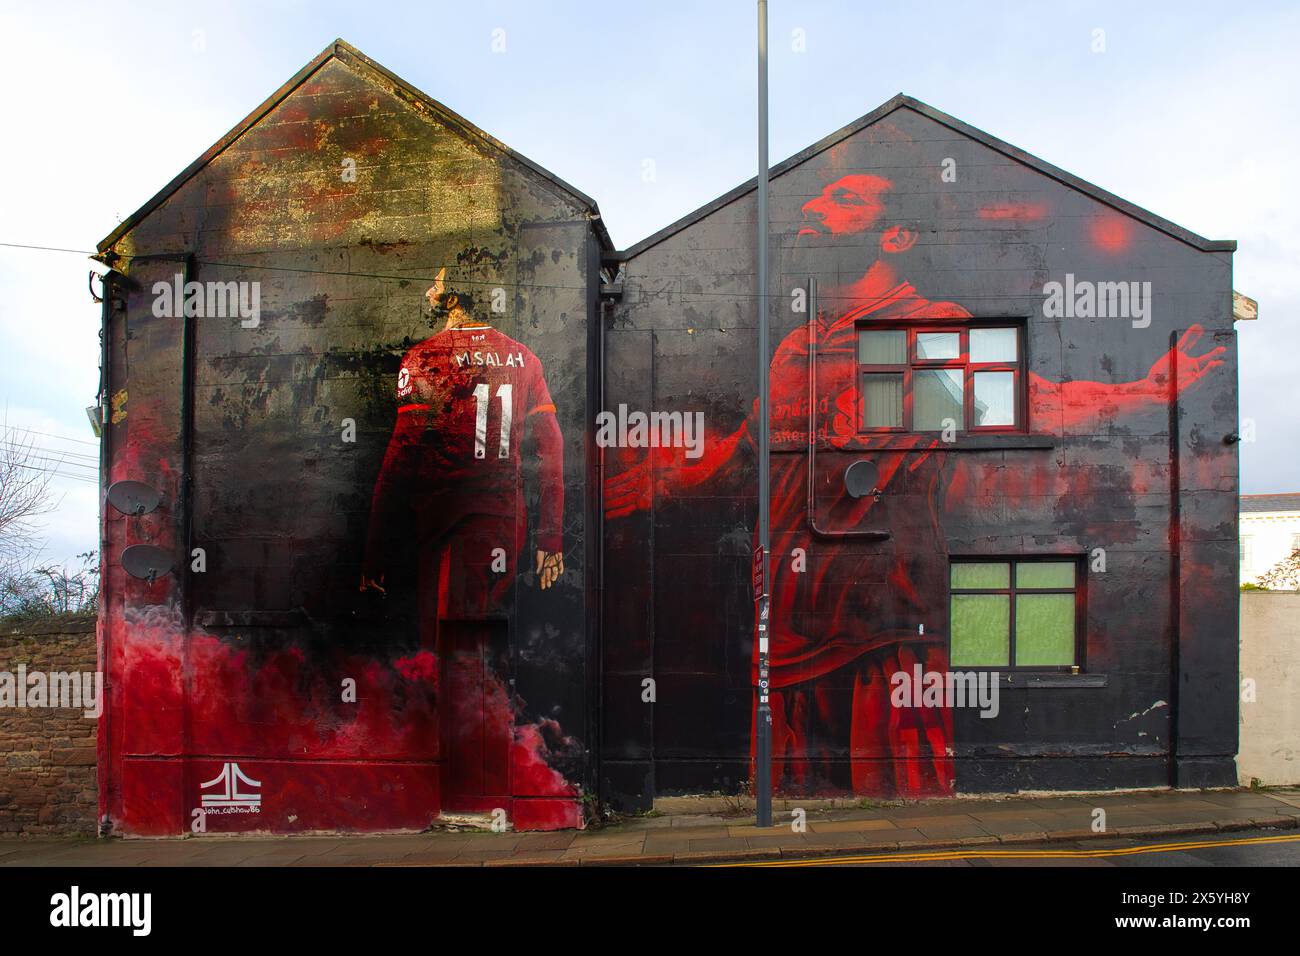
[3,788,1298,867]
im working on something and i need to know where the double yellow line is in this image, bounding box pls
[716,831,1300,867]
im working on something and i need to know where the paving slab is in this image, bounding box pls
[916,822,995,840]
[807,818,900,834]
[512,832,577,851]
[484,850,573,866]
[745,836,804,850]
[559,842,647,859]
[995,830,1051,844]
[389,850,468,865]
[1198,793,1291,808]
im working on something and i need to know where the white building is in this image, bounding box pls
[1240,493,1300,587]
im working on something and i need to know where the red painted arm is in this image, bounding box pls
[362,409,424,587]
[604,419,751,519]
[529,407,564,553]
[605,323,811,518]
[1029,325,1224,429]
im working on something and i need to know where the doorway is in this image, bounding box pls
[438,619,512,813]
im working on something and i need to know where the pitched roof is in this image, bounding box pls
[615,93,1236,260]
[97,39,611,253]
[1241,494,1300,514]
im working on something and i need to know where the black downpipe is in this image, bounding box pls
[96,269,116,836]
[806,276,889,541]
[596,293,608,809]
[1167,328,1181,787]
[180,254,196,629]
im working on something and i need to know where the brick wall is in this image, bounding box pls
[0,617,98,835]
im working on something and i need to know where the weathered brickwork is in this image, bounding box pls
[0,617,98,835]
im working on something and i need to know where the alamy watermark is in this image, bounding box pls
[152,273,261,328]
[50,886,151,936]
[890,665,1000,718]
[0,665,102,718]
[1042,273,1151,329]
[595,403,705,459]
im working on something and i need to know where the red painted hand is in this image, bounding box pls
[604,453,657,519]
[1142,324,1226,395]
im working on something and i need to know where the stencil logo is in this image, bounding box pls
[200,762,262,812]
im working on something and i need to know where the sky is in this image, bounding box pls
[1,0,1297,568]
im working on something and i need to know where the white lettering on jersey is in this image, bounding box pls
[497,384,513,458]
[473,383,490,459]
[396,366,412,397]
[455,351,527,369]
[472,383,513,460]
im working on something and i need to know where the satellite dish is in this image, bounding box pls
[120,544,174,583]
[844,459,881,499]
[106,480,162,516]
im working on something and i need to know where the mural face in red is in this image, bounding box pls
[605,172,1225,799]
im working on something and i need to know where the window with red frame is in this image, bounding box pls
[856,325,1023,433]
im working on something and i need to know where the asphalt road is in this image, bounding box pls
[728,828,1300,867]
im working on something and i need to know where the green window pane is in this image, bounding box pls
[916,332,960,360]
[914,368,964,431]
[1015,593,1076,666]
[861,373,903,428]
[1016,562,1075,589]
[950,594,1010,666]
[951,562,1010,589]
[858,329,906,365]
[970,327,1018,363]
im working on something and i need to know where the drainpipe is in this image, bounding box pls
[179,254,196,631]
[754,0,773,829]
[596,292,609,809]
[99,251,197,833]
[805,276,889,541]
[95,267,117,836]
[1168,329,1181,786]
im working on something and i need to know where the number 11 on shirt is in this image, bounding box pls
[473,382,513,460]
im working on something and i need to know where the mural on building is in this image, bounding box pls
[363,261,565,606]
[94,42,1239,829]
[362,259,569,814]
[604,153,1229,799]
[95,42,598,835]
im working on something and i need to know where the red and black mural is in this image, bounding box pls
[361,262,573,819]
[95,42,600,834]
[604,169,1227,800]
[95,41,1239,832]
[599,110,1238,808]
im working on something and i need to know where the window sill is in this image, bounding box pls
[1001,672,1108,689]
[843,433,1057,452]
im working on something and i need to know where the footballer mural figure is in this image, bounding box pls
[605,165,1225,799]
[360,263,576,817]
[362,265,565,614]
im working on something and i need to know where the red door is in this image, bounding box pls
[439,620,512,813]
